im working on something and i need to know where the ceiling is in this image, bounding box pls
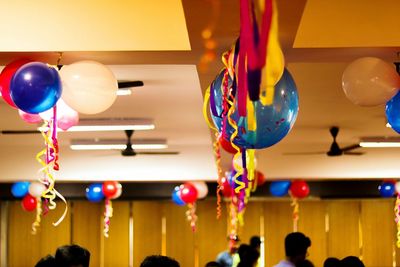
[0,0,399,181]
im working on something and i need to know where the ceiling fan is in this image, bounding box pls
[71,130,180,157]
[284,126,364,157]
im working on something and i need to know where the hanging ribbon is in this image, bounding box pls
[103,198,113,238]
[395,195,400,248]
[290,193,299,232]
[31,197,42,235]
[186,203,198,232]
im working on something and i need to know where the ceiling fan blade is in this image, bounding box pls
[341,144,361,152]
[118,81,144,88]
[343,151,364,156]
[1,130,40,135]
[135,151,180,155]
[283,152,325,155]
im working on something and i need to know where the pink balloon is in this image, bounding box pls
[18,109,42,124]
[40,99,79,130]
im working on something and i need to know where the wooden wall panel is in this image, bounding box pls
[132,201,162,266]
[164,202,195,267]
[103,201,130,267]
[71,201,101,267]
[8,201,41,267]
[264,201,293,267]
[240,201,263,244]
[298,201,327,267]
[360,199,394,267]
[327,201,360,259]
[196,200,228,267]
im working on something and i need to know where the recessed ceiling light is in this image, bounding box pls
[359,137,400,148]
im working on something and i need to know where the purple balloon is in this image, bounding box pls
[10,62,62,114]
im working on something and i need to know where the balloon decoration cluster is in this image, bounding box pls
[202,0,298,238]
[342,57,400,134]
[1,58,119,233]
[171,181,208,231]
[86,181,122,237]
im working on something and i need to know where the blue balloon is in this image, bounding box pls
[386,91,400,134]
[10,62,62,114]
[379,182,395,198]
[86,183,105,202]
[172,186,185,206]
[210,68,299,149]
[11,181,30,198]
[270,181,291,197]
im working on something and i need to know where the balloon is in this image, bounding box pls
[290,180,310,199]
[191,181,208,199]
[40,99,79,131]
[386,91,400,134]
[28,182,46,198]
[18,109,42,124]
[342,57,400,107]
[379,182,395,198]
[395,181,400,194]
[172,186,185,206]
[102,181,119,198]
[0,59,31,108]
[211,68,299,149]
[179,182,198,204]
[10,62,62,114]
[60,61,118,114]
[110,182,122,199]
[11,181,30,198]
[220,176,233,197]
[255,170,266,185]
[219,135,237,154]
[86,183,105,202]
[22,194,37,212]
[270,181,291,197]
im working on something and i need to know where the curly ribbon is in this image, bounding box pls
[290,193,299,232]
[395,195,400,247]
[104,198,113,238]
[227,199,239,240]
[186,203,198,232]
[31,197,42,235]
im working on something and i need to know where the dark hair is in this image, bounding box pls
[140,255,180,267]
[35,255,56,267]
[296,259,314,267]
[249,236,261,249]
[237,244,260,267]
[340,256,365,267]
[205,261,221,267]
[323,257,340,267]
[284,232,311,257]
[55,244,90,267]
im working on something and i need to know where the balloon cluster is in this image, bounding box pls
[342,57,400,134]
[86,181,122,202]
[270,180,310,199]
[0,59,119,129]
[219,170,266,198]
[11,181,46,212]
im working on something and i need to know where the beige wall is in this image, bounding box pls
[5,199,398,267]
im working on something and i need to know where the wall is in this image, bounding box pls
[4,198,398,267]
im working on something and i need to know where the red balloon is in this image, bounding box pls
[179,182,198,204]
[102,181,119,198]
[220,176,233,197]
[290,180,310,199]
[255,170,266,185]
[218,135,237,154]
[22,194,37,212]
[0,59,31,108]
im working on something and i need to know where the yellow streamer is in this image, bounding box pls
[247,97,257,131]
[31,197,42,235]
[259,0,285,106]
[202,86,218,132]
[290,193,299,232]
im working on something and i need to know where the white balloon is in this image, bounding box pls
[191,181,208,199]
[28,182,46,198]
[395,181,400,194]
[342,57,400,107]
[110,182,123,199]
[60,61,118,114]
[232,152,257,170]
